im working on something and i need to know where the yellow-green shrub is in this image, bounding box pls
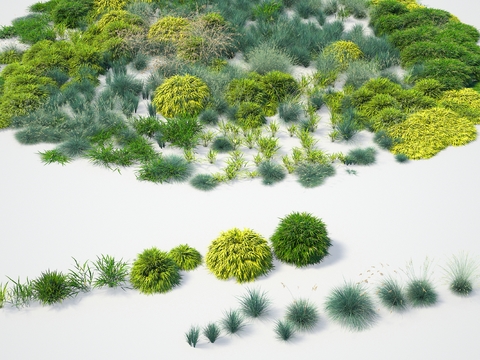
[323,41,363,70]
[97,9,144,31]
[148,16,191,43]
[92,0,129,17]
[439,88,480,124]
[389,108,477,159]
[152,75,210,118]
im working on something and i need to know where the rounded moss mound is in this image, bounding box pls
[270,212,331,267]
[285,298,320,332]
[130,247,182,294]
[388,107,477,159]
[32,270,74,305]
[206,228,274,283]
[168,244,202,271]
[324,282,377,331]
[152,75,210,118]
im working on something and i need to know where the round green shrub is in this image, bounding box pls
[285,298,319,332]
[152,75,210,118]
[32,270,75,305]
[148,16,190,43]
[168,244,202,271]
[206,228,274,283]
[236,102,266,129]
[130,247,182,294]
[270,212,331,267]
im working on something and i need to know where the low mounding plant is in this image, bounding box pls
[246,43,293,75]
[324,282,377,331]
[158,116,202,149]
[136,155,193,184]
[442,252,479,296]
[404,259,438,308]
[221,309,246,335]
[285,298,319,332]
[185,325,200,347]
[168,244,202,271]
[257,161,286,186]
[270,212,331,267]
[279,101,303,123]
[92,255,129,289]
[344,147,376,165]
[237,288,271,318]
[295,162,335,188]
[130,247,182,294]
[190,174,219,191]
[274,319,296,341]
[203,323,221,343]
[32,270,75,306]
[376,277,407,311]
[206,228,274,283]
[39,149,71,165]
[395,153,409,163]
[211,136,235,153]
[373,130,395,150]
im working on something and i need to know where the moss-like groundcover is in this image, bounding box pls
[1,0,479,189]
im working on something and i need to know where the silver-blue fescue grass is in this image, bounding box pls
[237,287,271,318]
[185,325,200,347]
[441,252,479,296]
[221,309,246,335]
[403,258,438,307]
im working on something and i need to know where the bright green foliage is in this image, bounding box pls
[158,116,202,149]
[344,147,376,165]
[39,149,72,165]
[92,254,129,288]
[92,0,129,17]
[202,12,227,28]
[323,41,363,70]
[389,108,477,159]
[439,88,480,124]
[52,0,94,28]
[442,252,479,297]
[203,323,221,343]
[325,282,377,331]
[236,102,266,129]
[136,155,193,183]
[132,116,161,137]
[185,326,200,347]
[32,270,75,305]
[270,212,331,267]
[152,75,210,118]
[130,247,182,294]
[377,277,407,311]
[12,14,55,44]
[413,78,444,99]
[206,228,274,283]
[97,10,143,31]
[400,41,478,68]
[148,16,190,43]
[237,287,271,318]
[285,298,319,332]
[274,320,295,341]
[168,244,202,271]
[0,47,24,64]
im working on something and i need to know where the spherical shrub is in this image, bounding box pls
[270,212,331,267]
[190,173,219,191]
[130,247,182,294]
[295,162,335,188]
[211,136,234,153]
[148,16,190,43]
[152,75,210,118]
[324,282,377,331]
[32,270,75,305]
[323,40,363,70]
[206,228,274,283]
[257,161,286,185]
[168,244,202,271]
[344,147,376,165]
[285,298,319,332]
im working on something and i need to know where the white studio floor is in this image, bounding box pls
[1,1,480,359]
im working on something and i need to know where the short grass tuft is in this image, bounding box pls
[190,174,219,191]
[257,161,286,185]
[285,298,319,332]
[376,277,407,311]
[168,244,202,271]
[274,319,296,341]
[221,309,246,335]
[442,252,478,296]
[203,322,221,343]
[237,287,271,318]
[185,326,200,347]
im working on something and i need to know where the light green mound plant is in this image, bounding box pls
[323,40,363,70]
[152,75,210,118]
[130,247,182,294]
[206,228,274,283]
[148,16,191,43]
[438,88,480,123]
[168,244,202,271]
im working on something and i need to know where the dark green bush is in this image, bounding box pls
[12,14,55,44]
[32,270,75,305]
[130,247,182,294]
[270,211,331,267]
[136,155,193,183]
[295,162,335,188]
[132,116,161,137]
[411,58,476,90]
[344,147,376,165]
[52,0,94,28]
[0,25,17,39]
[168,244,202,271]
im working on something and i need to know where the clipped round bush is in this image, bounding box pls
[285,298,319,332]
[130,247,182,294]
[148,16,190,43]
[325,282,377,331]
[190,173,219,191]
[295,162,335,188]
[168,244,202,271]
[211,136,234,153]
[32,270,74,305]
[258,161,286,185]
[136,155,193,183]
[270,212,331,267]
[152,75,210,118]
[206,228,274,283]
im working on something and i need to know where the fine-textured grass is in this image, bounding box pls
[257,161,286,186]
[324,282,377,331]
[237,288,271,318]
[246,43,293,75]
[376,277,407,311]
[404,260,438,307]
[373,130,395,150]
[285,298,320,332]
[442,253,479,296]
[278,102,303,123]
[32,270,75,306]
[136,155,193,183]
[274,319,296,341]
[295,162,336,188]
[211,136,235,153]
[92,255,129,289]
[203,322,221,343]
[168,244,202,271]
[57,137,92,158]
[395,153,409,163]
[221,309,246,335]
[39,149,72,165]
[130,247,182,294]
[5,277,34,308]
[199,109,219,125]
[185,326,200,347]
[68,257,94,294]
[0,283,8,308]
[344,147,376,165]
[190,174,219,191]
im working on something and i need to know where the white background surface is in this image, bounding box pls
[1,1,480,359]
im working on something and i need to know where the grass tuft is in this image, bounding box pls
[203,323,221,343]
[237,288,271,318]
[32,270,75,305]
[442,252,478,296]
[136,155,193,183]
[39,149,71,165]
[168,244,202,271]
[274,319,296,341]
[257,161,286,186]
[285,298,319,332]
[296,162,335,188]
[185,326,200,347]
[190,173,219,191]
[221,309,246,335]
[404,259,438,307]
[344,147,376,165]
[376,277,407,311]
[92,255,129,289]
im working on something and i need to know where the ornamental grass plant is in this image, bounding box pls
[441,252,479,296]
[168,244,202,271]
[285,298,319,332]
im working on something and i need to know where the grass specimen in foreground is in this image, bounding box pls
[344,147,376,165]
[203,322,221,343]
[130,247,182,294]
[442,252,478,296]
[274,319,296,341]
[206,228,274,283]
[39,149,71,165]
[270,212,331,267]
[92,255,129,289]
[190,174,219,191]
[237,288,271,318]
[68,257,94,294]
[136,155,193,183]
[285,298,319,332]
[6,277,34,308]
[168,244,202,271]
[32,270,75,305]
[324,282,377,331]
[0,283,8,308]
[376,277,407,311]
[257,161,286,185]
[221,309,246,335]
[185,326,200,347]
[404,260,438,307]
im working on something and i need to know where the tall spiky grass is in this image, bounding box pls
[0,283,8,308]
[404,259,438,307]
[92,255,129,289]
[237,288,271,318]
[185,326,200,347]
[285,298,319,332]
[442,252,479,296]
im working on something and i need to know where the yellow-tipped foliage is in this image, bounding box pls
[389,108,477,159]
[370,0,424,10]
[323,41,363,70]
[439,88,480,124]
[206,228,274,283]
[148,16,191,43]
[93,0,129,17]
[96,10,144,31]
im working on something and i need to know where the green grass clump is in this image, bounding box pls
[376,277,407,311]
[405,279,437,307]
[237,288,271,318]
[136,155,193,183]
[185,326,200,347]
[442,253,478,297]
[132,116,162,138]
[130,247,182,294]
[344,147,376,165]
[285,298,319,332]
[221,309,246,335]
[168,244,202,271]
[199,109,219,125]
[211,136,235,153]
[92,255,129,289]
[270,212,331,267]
[246,43,293,75]
[190,174,219,191]
[257,161,286,186]
[0,283,8,308]
[324,282,377,331]
[395,153,409,163]
[12,14,55,44]
[38,149,72,165]
[32,270,75,306]
[279,101,303,123]
[206,228,274,283]
[295,162,335,188]
[274,319,296,341]
[203,323,221,343]
[5,277,34,308]
[67,257,94,294]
